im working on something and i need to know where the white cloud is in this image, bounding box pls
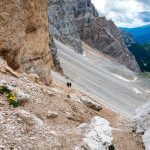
[91,0,150,28]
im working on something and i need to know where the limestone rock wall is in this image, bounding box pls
[48,0,84,53]
[77,16,141,72]
[49,31,63,73]
[0,0,53,84]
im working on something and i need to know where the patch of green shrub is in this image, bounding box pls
[138,72,150,78]
[0,86,11,94]
[0,85,19,107]
[131,127,136,136]
[7,93,19,108]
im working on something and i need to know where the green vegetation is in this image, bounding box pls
[138,72,150,78]
[0,85,11,94]
[0,85,19,107]
[7,93,19,107]
[131,127,136,134]
[128,43,150,72]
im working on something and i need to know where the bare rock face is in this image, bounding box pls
[0,0,53,84]
[48,0,84,54]
[49,31,63,74]
[74,3,140,73]
[48,0,140,72]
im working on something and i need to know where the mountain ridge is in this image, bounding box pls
[120,25,150,44]
[48,0,141,73]
[120,25,150,72]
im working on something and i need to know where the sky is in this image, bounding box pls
[91,0,150,28]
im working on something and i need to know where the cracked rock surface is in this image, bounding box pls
[0,0,53,85]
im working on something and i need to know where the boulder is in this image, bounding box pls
[67,113,83,122]
[0,79,7,85]
[81,96,102,111]
[135,102,150,134]
[27,74,40,83]
[78,116,113,150]
[143,129,150,150]
[47,111,58,119]
[16,91,30,103]
[135,102,150,150]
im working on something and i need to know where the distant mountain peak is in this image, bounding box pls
[120,25,150,44]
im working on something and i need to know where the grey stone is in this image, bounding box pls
[81,96,102,111]
[47,111,58,119]
[135,102,150,150]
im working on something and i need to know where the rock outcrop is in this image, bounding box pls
[135,102,150,150]
[48,0,140,72]
[78,16,141,72]
[0,0,54,85]
[49,31,63,73]
[77,116,113,150]
[48,0,84,54]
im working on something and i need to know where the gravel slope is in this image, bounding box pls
[54,40,149,116]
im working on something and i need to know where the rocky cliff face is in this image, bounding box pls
[0,0,54,85]
[78,16,141,72]
[48,0,140,72]
[48,0,83,53]
[49,31,63,74]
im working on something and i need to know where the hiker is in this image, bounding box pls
[69,82,72,88]
[67,82,70,88]
[66,77,72,88]
[67,82,72,88]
